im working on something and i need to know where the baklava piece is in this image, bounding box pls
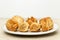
[26,16,37,25]
[30,22,40,32]
[6,19,18,31]
[39,17,53,31]
[18,22,29,32]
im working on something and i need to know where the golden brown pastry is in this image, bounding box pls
[6,16,24,31]
[11,16,24,24]
[6,19,18,31]
[18,22,29,32]
[6,16,54,32]
[30,22,40,32]
[26,16,37,25]
[39,17,53,31]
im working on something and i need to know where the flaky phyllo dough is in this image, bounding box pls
[6,16,53,32]
[6,19,18,31]
[39,17,53,31]
[26,16,37,25]
[17,22,29,32]
[29,22,40,32]
[6,16,24,32]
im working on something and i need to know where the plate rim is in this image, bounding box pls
[2,23,58,35]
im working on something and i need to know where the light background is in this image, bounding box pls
[0,0,60,18]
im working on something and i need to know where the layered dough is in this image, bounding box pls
[26,16,37,25]
[11,16,24,24]
[6,19,18,31]
[18,22,29,32]
[39,17,53,31]
[30,23,40,32]
[6,16,53,32]
[6,16,24,31]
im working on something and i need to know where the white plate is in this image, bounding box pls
[2,23,58,35]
